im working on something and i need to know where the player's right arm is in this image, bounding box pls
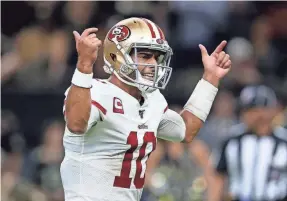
[65,28,102,134]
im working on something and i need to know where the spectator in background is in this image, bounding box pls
[21,119,65,201]
[224,2,257,40]
[1,110,26,159]
[168,1,229,67]
[209,85,287,201]
[251,2,287,81]
[1,110,46,201]
[1,2,70,93]
[223,37,262,96]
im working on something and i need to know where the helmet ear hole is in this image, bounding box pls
[110,53,117,62]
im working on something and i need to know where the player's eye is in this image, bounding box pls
[139,53,153,59]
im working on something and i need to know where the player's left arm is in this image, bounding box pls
[182,41,231,142]
[158,41,231,143]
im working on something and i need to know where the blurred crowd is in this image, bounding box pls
[1,1,287,201]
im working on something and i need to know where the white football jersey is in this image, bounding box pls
[60,79,168,201]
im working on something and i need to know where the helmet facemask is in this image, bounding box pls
[105,38,173,93]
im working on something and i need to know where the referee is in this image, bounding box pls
[210,85,287,201]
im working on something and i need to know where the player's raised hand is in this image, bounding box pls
[73,28,102,68]
[199,41,231,82]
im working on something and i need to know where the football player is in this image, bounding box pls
[60,17,231,201]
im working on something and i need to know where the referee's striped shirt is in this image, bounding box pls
[214,123,287,201]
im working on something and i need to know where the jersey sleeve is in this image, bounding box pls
[63,86,101,131]
[157,109,186,142]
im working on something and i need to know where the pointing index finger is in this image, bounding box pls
[213,40,227,54]
[81,28,99,37]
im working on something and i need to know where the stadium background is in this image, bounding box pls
[1,1,287,201]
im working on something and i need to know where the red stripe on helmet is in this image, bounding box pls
[156,25,165,40]
[142,18,156,38]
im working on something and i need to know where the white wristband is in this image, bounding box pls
[184,79,218,122]
[71,68,93,88]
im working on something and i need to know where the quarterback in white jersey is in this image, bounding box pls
[60,17,232,201]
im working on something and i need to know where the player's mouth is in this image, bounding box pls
[142,73,154,81]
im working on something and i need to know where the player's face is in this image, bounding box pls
[130,49,163,81]
[242,107,277,134]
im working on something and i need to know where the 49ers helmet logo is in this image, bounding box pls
[108,25,131,42]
